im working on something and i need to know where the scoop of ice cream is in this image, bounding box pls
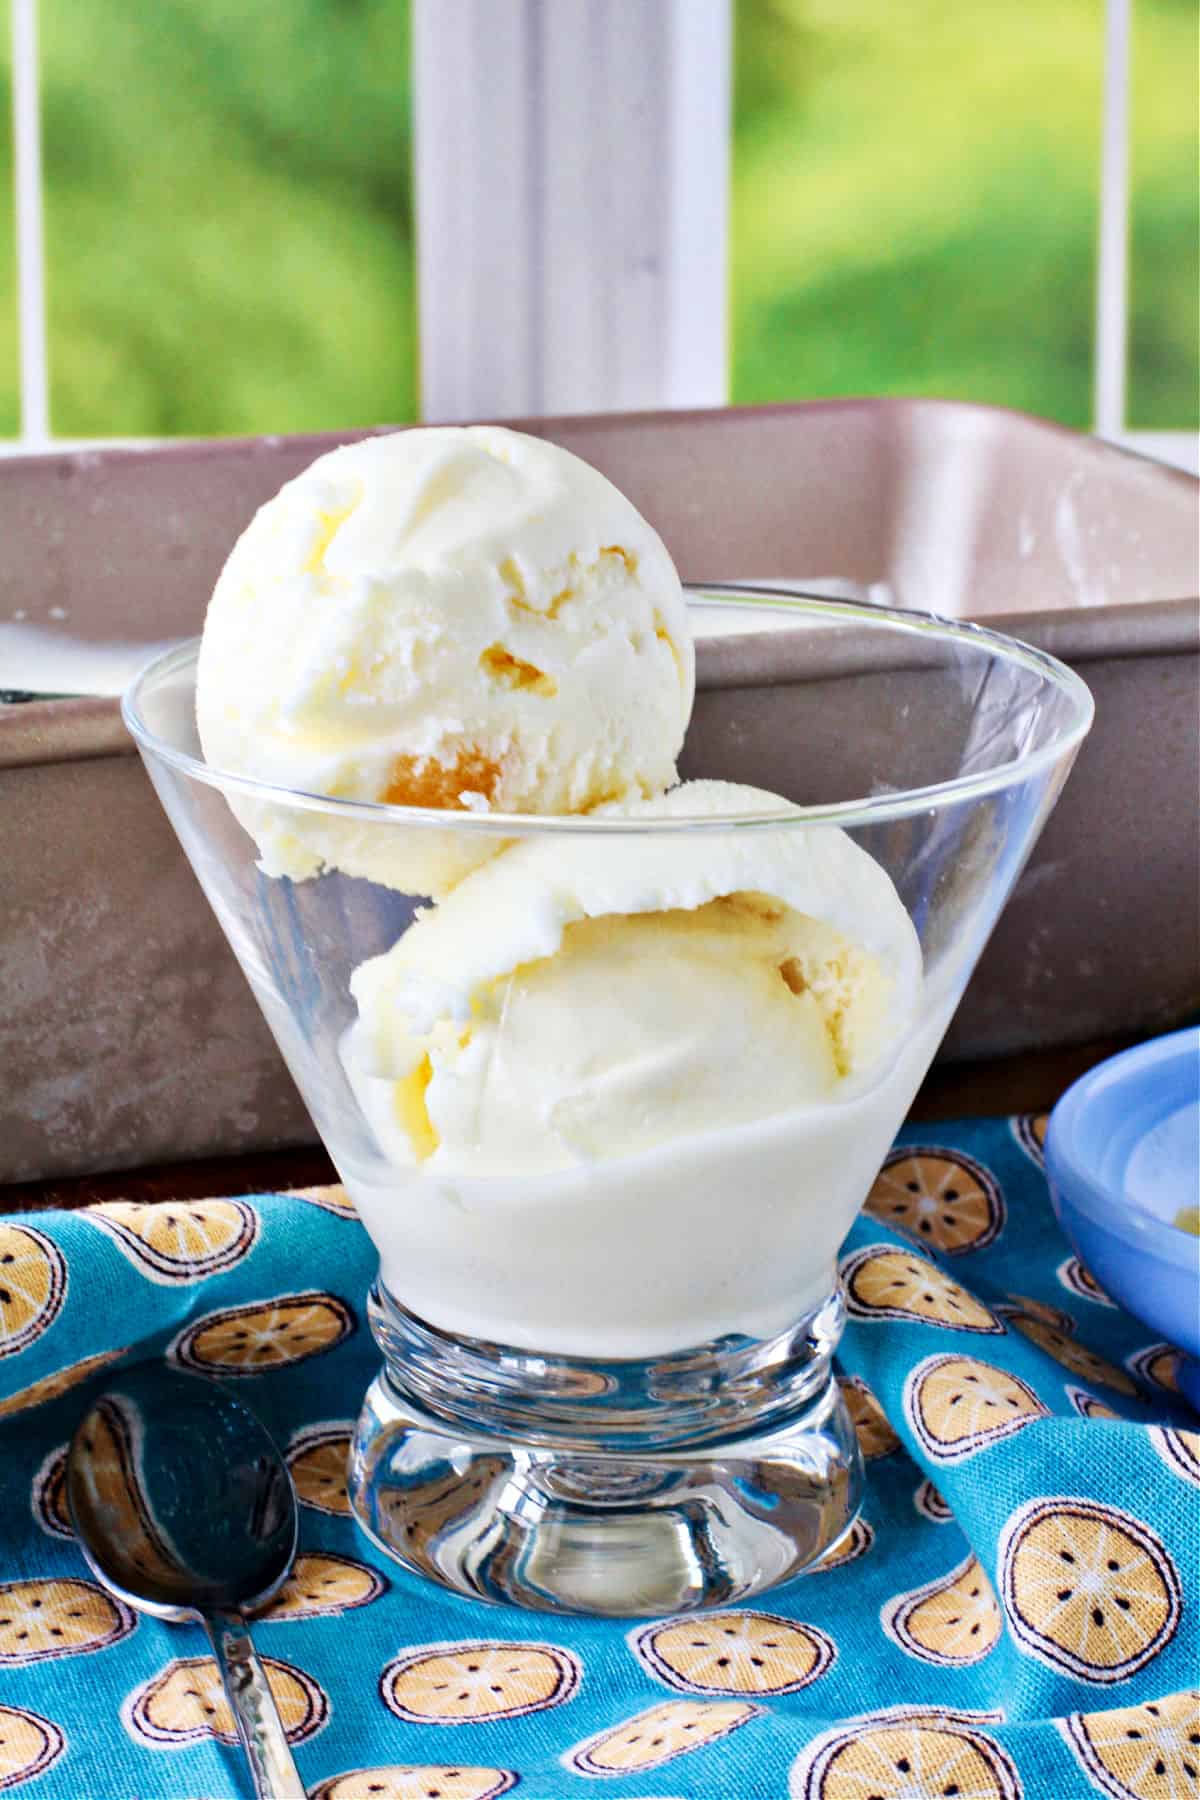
[195,425,693,895]
[346,780,921,1174]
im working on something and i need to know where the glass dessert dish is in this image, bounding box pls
[124,589,1092,1617]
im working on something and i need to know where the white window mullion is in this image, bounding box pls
[413,0,731,423]
[663,0,730,408]
[11,0,50,448]
[1092,0,1197,471]
[1093,0,1131,441]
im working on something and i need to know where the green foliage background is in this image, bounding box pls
[0,0,1194,438]
[731,0,1197,429]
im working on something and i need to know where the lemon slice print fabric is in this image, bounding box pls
[1128,1345,1181,1396]
[84,1198,259,1283]
[0,1705,66,1792]
[914,1479,954,1524]
[286,1184,358,1218]
[1007,1314,1139,1396]
[31,1447,71,1541]
[999,1498,1182,1682]
[0,1577,135,1666]
[790,1717,1023,1800]
[0,1349,125,1422]
[838,1375,900,1459]
[287,1423,353,1515]
[566,1699,761,1777]
[381,1642,580,1724]
[865,1148,1005,1254]
[1068,1388,1123,1422]
[172,1291,355,1373]
[1000,1294,1077,1333]
[905,1354,1049,1463]
[881,1555,1002,1666]
[841,1245,1003,1332]
[312,1771,517,1800]
[1059,1689,1200,1800]
[1012,1111,1049,1166]
[123,1654,328,1747]
[255,1552,386,1621]
[631,1610,836,1697]
[0,1225,66,1359]
[1058,1257,1116,1308]
[1148,1427,1200,1487]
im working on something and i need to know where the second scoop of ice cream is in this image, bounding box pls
[347,781,921,1175]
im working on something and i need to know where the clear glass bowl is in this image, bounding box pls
[123,588,1093,1615]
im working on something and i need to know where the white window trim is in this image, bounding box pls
[11,0,48,449]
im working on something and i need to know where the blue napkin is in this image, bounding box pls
[0,1114,1196,1800]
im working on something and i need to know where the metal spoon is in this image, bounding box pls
[67,1362,305,1800]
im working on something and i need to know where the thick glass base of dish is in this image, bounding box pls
[347,1284,863,1616]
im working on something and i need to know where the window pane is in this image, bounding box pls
[0,0,21,435]
[41,0,416,437]
[1128,0,1198,428]
[731,0,1102,427]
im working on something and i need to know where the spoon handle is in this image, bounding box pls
[204,1610,307,1800]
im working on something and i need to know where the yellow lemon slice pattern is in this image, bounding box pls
[905,1354,1049,1464]
[853,1703,1008,1726]
[1058,1257,1116,1309]
[567,1699,761,1776]
[31,1447,71,1541]
[172,1291,354,1373]
[1148,1427,1200,1487]
[0,1349,125,1422]
[84,1198,258,1284]
[312,1771,517,1800]
[288,1424,353,1516]
[1067,1387,1122,1422]
[0,1705,66,1792]
[1059,1689,1200,1800]
[837,1377,900,1459]
[881,1555,1002,1667]
[631,1610,835,1697]
[287,1184,359,1218]
[0,1225,66,1360]
[807,1517,875,1574]
[1012,1112,1048,1167]
[999,1497,1182,1683]
[381,1641,580,1725]
[914,1479,954,1524]
[998,1294,1077,1333]
[1007,1314,1138,1397]
[790,1718,1022,1800]
[0,1577,135,1665]
[842,1246,1003,1333]
[124,1653,328,1747]
[865,1149,1005,1255]
[1129,1345,1181,1396]
[255,1552,386,1622]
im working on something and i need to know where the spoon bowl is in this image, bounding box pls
[68,1362,306,1799]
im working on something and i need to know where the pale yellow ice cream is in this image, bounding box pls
[196,426,693,895]
[346,781,921,1176]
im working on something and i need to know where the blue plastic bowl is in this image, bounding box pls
[1045,1027,1200,1409]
